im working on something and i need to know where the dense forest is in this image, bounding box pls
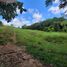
[22,17,67,32]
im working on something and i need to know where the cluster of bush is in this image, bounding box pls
[0,26,15,45]
[22,17,67,32]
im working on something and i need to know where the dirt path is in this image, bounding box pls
[0,44,47,67]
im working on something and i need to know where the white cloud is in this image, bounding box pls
[53,0,60,4]
[16,7,26,15]
[26,8,43,23]
[48,5,67,15]
[12,18,23,28]
[1,18,31,28]
[1,19,12,26]
[48,6,61,14]
[1,9,44,28]
[28,8,34,13]
[48,5,67,18]
[63,6,67,13]
[16,8,20,14]
[61,6,67,16]
[33,12,43,22]
[12,18,31,28]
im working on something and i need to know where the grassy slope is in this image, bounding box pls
[0,26,15,45]
[0,27,67,67]
[15,28,67,67]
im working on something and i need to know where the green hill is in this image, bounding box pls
[0,26,67,67]
[16,28,67,67]
[22,17,67,32]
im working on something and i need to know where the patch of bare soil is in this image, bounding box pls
[0,44,47,67]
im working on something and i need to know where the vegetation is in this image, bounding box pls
[22,17,67,32]
[0,0,67,67]
[0,26,15,45]
[45,0,67,11]
[46,0,67,7]
[0,1,26,22]
[0,21,3,26]
[15,28,67,67]
[45,0,67,17]
[0,26,67,67]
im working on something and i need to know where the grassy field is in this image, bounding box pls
[0,26,67,67]
[15,28,67,67]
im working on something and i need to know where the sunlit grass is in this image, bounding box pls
[0,27,67,67]
[15,28,67,67]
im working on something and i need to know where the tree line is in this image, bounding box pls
[22,17,67,32]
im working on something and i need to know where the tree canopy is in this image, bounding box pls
[22,17,67,32]
[45,0,67,8]
[0,1,26,22]
[45,0,67,17]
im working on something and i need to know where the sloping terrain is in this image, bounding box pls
[0,26,45,67]
[0,26,67,67]
[15,28,67,67]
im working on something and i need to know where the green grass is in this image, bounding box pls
[0,27,67,67]
[15,28,67,67]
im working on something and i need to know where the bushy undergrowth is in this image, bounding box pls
[0,26,15,45]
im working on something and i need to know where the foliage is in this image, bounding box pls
[45,0,67,16]
[0,21,3,26]
[0,1,26,22]
[0,26,15,45]
[45,0,67,8]
[0,27,67,67]
[22,17,67,32]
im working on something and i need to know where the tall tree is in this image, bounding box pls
[0,0,26,22]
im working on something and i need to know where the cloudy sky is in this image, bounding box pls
[0,0,66,28]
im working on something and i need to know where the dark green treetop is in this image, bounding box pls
[0,1,26,22]
[45,0,67,8]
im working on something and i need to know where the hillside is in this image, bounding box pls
[22,17,67,32]
[0,26,67,67]
[16,28,67,67]
[0,26,44,67]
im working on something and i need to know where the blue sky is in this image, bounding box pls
[1,0,66,27]
[21,0,61,18]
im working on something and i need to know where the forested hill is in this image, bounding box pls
[22,17,67,32]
